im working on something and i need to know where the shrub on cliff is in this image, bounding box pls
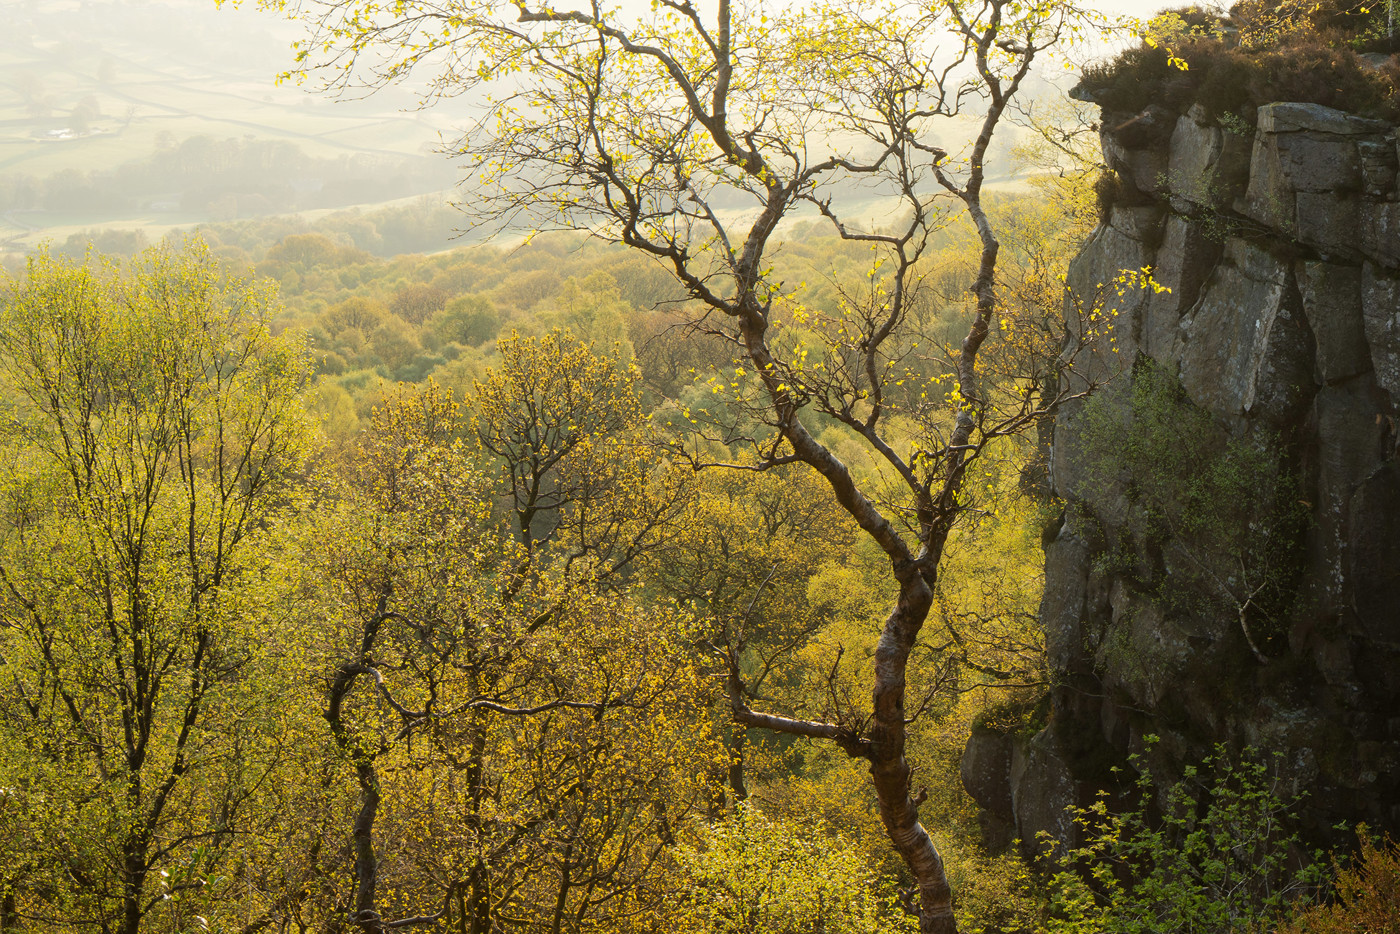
[1076,3,1400,122]
[1075,361,1308,662]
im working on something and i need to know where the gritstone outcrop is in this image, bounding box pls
[963,99,1400,857]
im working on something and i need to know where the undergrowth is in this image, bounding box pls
[1046,741,1326,934]
[1277,830,1400,934]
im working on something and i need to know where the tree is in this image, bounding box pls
[256,3,1114,930]
[390,282,450,325]
[471,329,690,579]
[642,466,859,803]
[70,96,100,135]
[309,381,718,934]
[0,241,315,934]
[673,804,913,934]
[1276,831,1400,934]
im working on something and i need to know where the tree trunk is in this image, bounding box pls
[868,578,957,934]
[351,769,381,929]
[121,844,146,934]
[465,726,491,934]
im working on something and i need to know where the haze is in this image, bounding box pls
[0,0,1173,259]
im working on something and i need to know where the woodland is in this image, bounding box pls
[1,2,1399,934]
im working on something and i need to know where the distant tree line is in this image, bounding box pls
[0,135,458,218]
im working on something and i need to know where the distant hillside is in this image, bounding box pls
[0,0,461,247]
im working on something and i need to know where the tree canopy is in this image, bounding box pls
[0,240,315,934]
[249,2,1125,931]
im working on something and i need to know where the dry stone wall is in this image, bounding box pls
[963,100,1400,858]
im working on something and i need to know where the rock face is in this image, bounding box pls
[964,102,1400,858]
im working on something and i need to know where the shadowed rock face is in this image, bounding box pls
[962,101,1400,860]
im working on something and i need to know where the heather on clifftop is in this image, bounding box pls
[1075,1,1400,121]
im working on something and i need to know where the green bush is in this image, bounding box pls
[1047,741,1325,934]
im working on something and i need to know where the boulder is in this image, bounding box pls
[1255,102,1389,136]
[1239,142,1297,234]
[1108,203,1167,243]
[1143,216,1223,362]
[1349,462,1400,646]
[1009,731,1079,861]
[1266,132,1364,193]
[1166,109,1250,208]
[1102,108,1176,198]
[1357,138,1397,197]
[1040,525,1094,674]
[1296,191,1361,259]
[1239,105,1391,235]
[1062,211,1161,385]
[1359,201,1400,267]
[1304,380,1388,619]
[961,728,1015,819]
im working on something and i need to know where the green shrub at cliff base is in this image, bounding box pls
[1077,362,1307,660]
[1277,830,1400,934]
[948,850,1052,934]
[1046,742,1325,934]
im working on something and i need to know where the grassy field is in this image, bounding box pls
[0,0,463,248]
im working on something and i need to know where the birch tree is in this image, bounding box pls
[249,2,1115,930]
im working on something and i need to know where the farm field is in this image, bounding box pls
[0,0,462,251]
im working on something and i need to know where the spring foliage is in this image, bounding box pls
[0,240,315,934]
[1048,742,1324,934]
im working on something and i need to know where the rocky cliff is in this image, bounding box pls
[963,100,1400,856]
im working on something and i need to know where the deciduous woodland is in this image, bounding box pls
[2,1,1399,934]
